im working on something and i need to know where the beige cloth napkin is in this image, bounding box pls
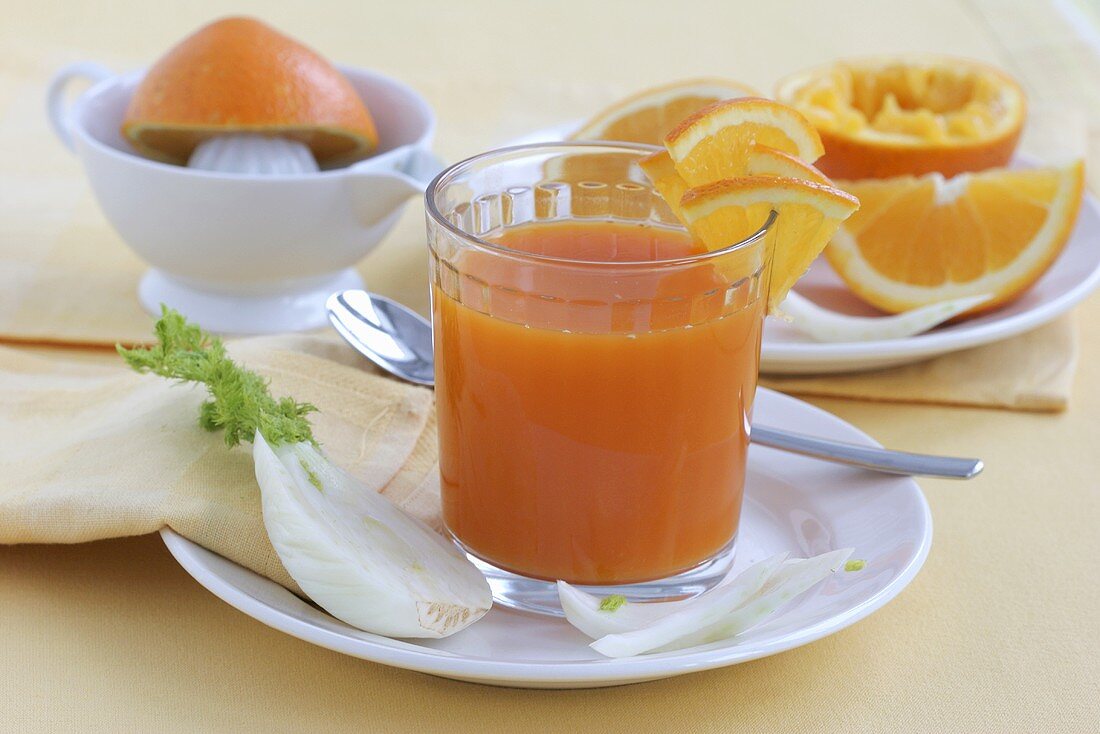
[0,335,440,593]
[761,314,1077,412]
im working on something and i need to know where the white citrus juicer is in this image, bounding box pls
[48,62,441,334]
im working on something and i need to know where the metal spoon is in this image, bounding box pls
[327,290,983,479]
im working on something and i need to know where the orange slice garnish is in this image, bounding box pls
[681,177,859,311]
[640,145,833,220]
[639,150,690,220]
[745,146,832,184]
[665,98,825,186]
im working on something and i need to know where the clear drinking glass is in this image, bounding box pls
[425,143,772,614]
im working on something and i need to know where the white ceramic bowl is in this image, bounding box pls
[48,62,441,333]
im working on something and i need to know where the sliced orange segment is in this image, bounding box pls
[640,145,832,219]
[745,146,832,184]
[775,55,1026,179]
[680,177,859,310]
[827,161,1084,313]
[571,78,759,145]
[665,98,825,186]
[639,150,690,219]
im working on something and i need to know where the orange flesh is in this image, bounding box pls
[590,94,729,144]
[671,123,802,185]
[433,221,763,584]
[841,170,1064,285]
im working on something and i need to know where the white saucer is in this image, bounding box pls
[510,122,1100,375]
[160,387,932,689]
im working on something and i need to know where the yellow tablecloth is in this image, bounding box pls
[3,1,1098,731]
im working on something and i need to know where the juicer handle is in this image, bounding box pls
[401,147,447,191]
[346,147,446,227]
[47,62,114,152]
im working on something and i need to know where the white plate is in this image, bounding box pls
[161,388,931,689]
[510,122,1100,374]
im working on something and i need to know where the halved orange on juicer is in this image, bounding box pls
[122,17,378,166]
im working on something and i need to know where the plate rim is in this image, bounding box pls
[160,387,933,686]
[512,121,1100,373]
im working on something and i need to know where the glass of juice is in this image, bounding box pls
[425,143,773,614]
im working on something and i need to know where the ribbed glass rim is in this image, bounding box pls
[425,141,776,268]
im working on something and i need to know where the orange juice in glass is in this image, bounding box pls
[426,143,771,612]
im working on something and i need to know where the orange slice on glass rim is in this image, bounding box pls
[745,146,833,183]
[640,145,832,219]
[664,97,825,185]
[681,177,859,311]
[642,98,855,312]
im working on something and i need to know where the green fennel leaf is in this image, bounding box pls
[299,457,324,491]
[599,594,627,612]
[117,306,317,448]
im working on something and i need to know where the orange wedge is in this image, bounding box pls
[776,55,1026,179]
[681,177,859,310]
[642,99,854,310]
[640,145,832,218]
[745,146,832,184]
[665,98,825,185]
[827,161,1084,313]
[571,78,760,145]
[639,150,691,219]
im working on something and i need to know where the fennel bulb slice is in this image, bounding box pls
[254,433,492,638]
[556,582,679,639]
[119,308,492,640]
[562,548,851,658]
[557,552,788,640]
[777,291,991,342]
[629,548,853,656]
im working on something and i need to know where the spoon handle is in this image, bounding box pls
[750,426,983,479]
